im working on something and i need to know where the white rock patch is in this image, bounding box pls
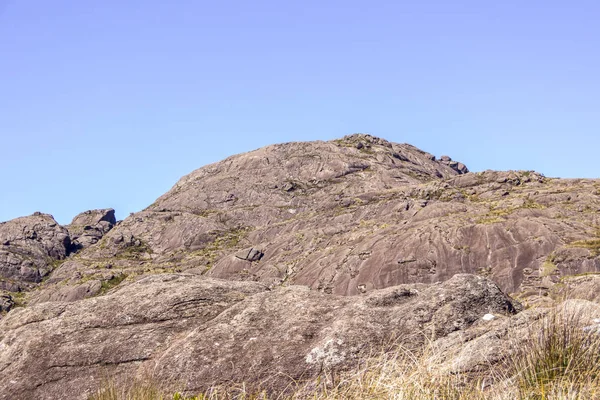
[482,314,495,321]
[305,338,346,366]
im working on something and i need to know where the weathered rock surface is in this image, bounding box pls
[0,273,517,399]
[0,213,70,291]
[431,298,600,380]
[67,208,116,251]
[548,273,600,302]
[33,134,598,304]
[1,134,599,398]
[0,293,13,313]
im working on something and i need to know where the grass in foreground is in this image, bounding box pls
[90,305,600,400]
[510,305,600,399]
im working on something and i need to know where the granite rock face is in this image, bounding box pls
[0,209,117,295]
[36,134,598,303]
[4,135,600,304]
[0,213,70,291]
[0,134,599,398]
[67,208,116,250]
[0,273,518,399]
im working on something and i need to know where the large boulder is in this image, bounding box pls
[67,208,116,250]
[0,213,70,291]
[431,298,600,383]
[0,273,518,399]
[0,293,13,314]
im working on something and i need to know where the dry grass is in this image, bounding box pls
[569,239,600,256]
[89,378,173,400]
[90,306,600,400]
[295,349,501,400]
[509,305,600,399]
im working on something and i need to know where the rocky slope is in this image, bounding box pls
[0,209,116,308]
[0,133,599,398]
[14,133,597,305]
[0,273,518,399]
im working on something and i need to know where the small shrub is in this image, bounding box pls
[99,274,127,294]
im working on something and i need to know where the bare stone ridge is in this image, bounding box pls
[0,134,599,397]
[4,134,597,304]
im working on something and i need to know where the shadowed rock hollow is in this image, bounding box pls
[67,208,116,251]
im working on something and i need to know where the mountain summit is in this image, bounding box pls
[1,134,599,398]
[3,134,597,303]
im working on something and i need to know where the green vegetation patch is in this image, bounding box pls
[332,137,376,154]
[475,197,546,225]
[569,239,600,256]
[9,291,27,308]
[117,240,153,260]
[475,216,506,225]
[541,254,558,277]
[99,274,127,294]
[188,227,252,270]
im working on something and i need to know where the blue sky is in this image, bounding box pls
[1,1,599,224]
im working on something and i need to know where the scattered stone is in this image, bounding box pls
[282,182,295,192]
[235,247,264,262]
[0,293,13,313]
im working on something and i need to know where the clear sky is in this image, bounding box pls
[1,1,599,224]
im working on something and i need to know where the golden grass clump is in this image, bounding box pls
[510,305,600,399]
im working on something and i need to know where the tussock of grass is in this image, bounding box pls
[510,305,600,399]
[89,378,176,400]
[90,306,600,400]
[541,255,558,277]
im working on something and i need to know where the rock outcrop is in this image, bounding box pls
[432,298,600,379]
[30,135,597,304]
[2,135,599,306]
[0,209,117,297]
[0,273,518,399]
[0,293,13,313]
[0,133,599,398]
[67,208,116,251]
[0,213,70,291]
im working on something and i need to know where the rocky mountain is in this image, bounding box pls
[0,133,599,398]
[0,212,71,292]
